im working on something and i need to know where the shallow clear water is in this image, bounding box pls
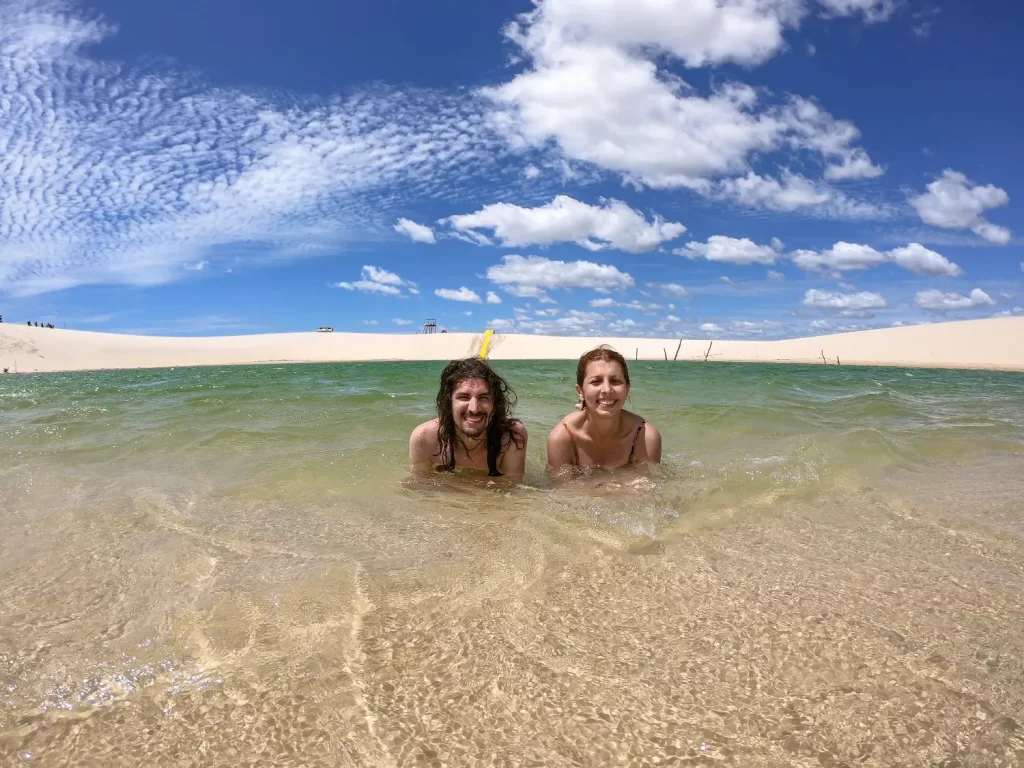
[1,361,1023,766]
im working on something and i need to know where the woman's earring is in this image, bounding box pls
[575,394,585,411]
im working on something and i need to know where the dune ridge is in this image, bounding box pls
[1,317,1022,374]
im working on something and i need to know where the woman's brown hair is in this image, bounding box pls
[576,345,630,387]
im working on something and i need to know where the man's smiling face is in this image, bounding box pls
[452,377,493,439]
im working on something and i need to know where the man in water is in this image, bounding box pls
[410,358,528,480]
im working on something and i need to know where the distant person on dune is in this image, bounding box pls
[410,358,528,481]
[547,346,661,475]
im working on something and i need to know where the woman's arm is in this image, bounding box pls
[546,420,577,472]
[640,422,662,464]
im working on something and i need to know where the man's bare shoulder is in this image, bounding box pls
[410,419,440,461]
[411,418,440,441]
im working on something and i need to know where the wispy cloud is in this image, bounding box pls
[394,218,436,244]
[0,0,502,296]
[803,288,887,310]
[112,314,257,336]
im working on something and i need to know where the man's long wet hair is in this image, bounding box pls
[436,358,523,476]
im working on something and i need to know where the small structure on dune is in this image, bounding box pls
[422,318,437,334]
[317,326,334,333]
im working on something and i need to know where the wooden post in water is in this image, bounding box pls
[635,348,638,361]
[821,349,828,364]
[663,348,668,360]
[704,342,713,361]
[673,339,682,361]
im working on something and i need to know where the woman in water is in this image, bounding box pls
[547,346,662,474]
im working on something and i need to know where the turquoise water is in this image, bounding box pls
[2,361,1024,766]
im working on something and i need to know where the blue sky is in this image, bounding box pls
[1,0,1021,338]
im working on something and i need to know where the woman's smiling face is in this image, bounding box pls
[577,359,629,415]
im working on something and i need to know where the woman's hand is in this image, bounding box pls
[629,476,657,492]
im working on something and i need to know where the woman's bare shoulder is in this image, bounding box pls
[622,410,648,430]
[548,411,583,439]
[640,420,662,462]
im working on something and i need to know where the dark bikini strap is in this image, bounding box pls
[561,421,580,466]
[628,420,646,464]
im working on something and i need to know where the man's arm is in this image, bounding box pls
[498,421,528,481]
[409,419,440,472]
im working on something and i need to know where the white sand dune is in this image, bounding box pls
[1,317,1022,374]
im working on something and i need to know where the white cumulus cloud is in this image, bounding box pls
[701,322,724,332]
[336,265,413,296]
[435,287,482,303]
[394,218,436,244]
[915,288,995,311]
[444,196,685,253]
[486,254,634,297]
[792,242,962,276]
[792,242,887,272]
[909,170,1011,244]
[484,0,889,218]
[888,243,962,277]
[392,318,413,325]
[679,235,779,265]
[803,289,887,309]
[485,291,502,304]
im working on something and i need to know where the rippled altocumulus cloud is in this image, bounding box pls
[0,0,506,295]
